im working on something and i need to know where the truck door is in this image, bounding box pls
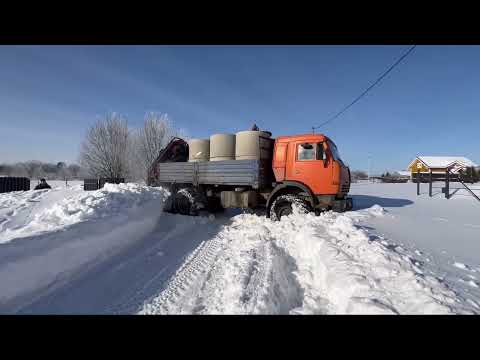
[286,141,332,195]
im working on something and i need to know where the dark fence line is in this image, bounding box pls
[370,176,409,183]
[0,177,30,193]
[83,178,100,191]
[416,170,479,201]
[83,178,125,191]
[412,173,461,182]
[412,172,478,184]
[1,177,126,193]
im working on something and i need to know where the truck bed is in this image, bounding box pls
[157,160,272,189]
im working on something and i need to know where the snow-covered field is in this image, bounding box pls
[0,181,479,314]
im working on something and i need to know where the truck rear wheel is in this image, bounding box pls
[163,193,176,214]
[174,188,203,216]
[269,194,311,221]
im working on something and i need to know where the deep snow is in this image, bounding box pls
[0,181,479,314]
[140,205,473,314]
[347,181,480,311]
[0,182,168,312]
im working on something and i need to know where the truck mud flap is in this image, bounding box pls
[331,197,353,212]
[346,197,353,211]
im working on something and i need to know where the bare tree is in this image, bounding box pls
[0,161,86,179]
[79,114,131,179]
[351,170,368,182]
[56,162,71,181]
[67,164,81,178]
[0,164,13,176]
[14,164,30,177]
[126,140,144,182]
[133,113,181,181]
[2,163,25,177]
[23,160,44,179]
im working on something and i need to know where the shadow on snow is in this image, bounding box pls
[351,195,414,210]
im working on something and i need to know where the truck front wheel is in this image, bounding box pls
[269,194,311,221]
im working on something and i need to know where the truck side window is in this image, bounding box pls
[297,143,315,160]
[316,142,324,160]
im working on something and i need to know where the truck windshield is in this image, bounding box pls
[327,140,343,163]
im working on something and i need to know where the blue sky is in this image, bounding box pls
[0,45,479,173]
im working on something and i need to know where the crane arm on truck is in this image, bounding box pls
[147,137,189,186]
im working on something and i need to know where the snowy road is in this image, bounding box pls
[18,213,230,314]
[0,182,479,314]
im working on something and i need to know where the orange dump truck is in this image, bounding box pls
[148,131,352,220]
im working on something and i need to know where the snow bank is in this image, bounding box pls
[0,183,169,311]
[140,204,474,315]
[32,183,163,228]
[279,210,464,314]
[1,183,166,243]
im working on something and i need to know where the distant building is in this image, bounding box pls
[407,156,478,180]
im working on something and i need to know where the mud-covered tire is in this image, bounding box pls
[173,188,196,215]
[163,194,176,214]
[269,194,311,221]
[173,188,205,216]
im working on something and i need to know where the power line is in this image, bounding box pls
[312,45,417,131]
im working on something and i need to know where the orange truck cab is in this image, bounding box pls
[266,133,352,218]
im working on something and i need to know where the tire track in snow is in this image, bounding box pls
[193,230,304,315]
[240,240,305,314]
[139,215,305,315]
[139,233,225,314]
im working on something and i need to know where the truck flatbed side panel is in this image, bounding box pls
[157,160,268,188]
[197,160,259,187]
[158,162,195,183]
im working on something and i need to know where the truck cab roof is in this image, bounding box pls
[275,134,330,143]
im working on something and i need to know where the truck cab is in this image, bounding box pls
[267,134,352,218]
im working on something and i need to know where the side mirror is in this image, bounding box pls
[322,147,327,166]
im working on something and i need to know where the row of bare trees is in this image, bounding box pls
[350,170,368,182]
[79,112,185,182]
[0,161,86,180]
